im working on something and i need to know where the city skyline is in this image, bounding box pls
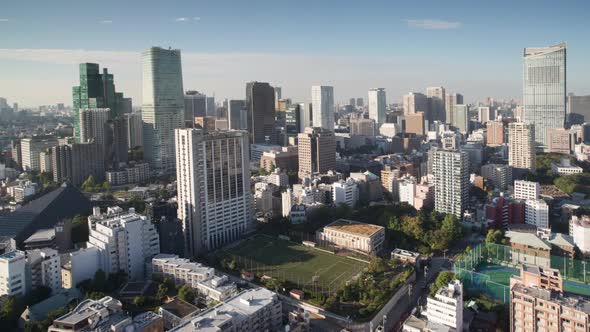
[2,0,590,106]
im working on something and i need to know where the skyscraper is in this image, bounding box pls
[175,128,252,256]
[368,88,386,126]
[508,122,536,172]
[142,47,185,175]
[403,92,429,115]
[523,43,566,151]
[445,93,464,125]
[311,85,335,131]
[433,150,469,218]
[72,63,129,140]
[52,143,105,186]
[426,86,446,122]
[226,99,246,130]
[79,108,110,147]
[246,82,276,144]
[124,113,143,149]
[184,91,207,126]
[452,104,469,134]
[298,127,336,180]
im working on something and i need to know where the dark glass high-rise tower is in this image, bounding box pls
[72,63,131,140]
[246,82,275,144]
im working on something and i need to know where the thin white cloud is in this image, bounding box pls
[99,20,113,24]
[0,19,9,22]
[405,19,461,30]
[175,17,189,22]
[193,17,201,21]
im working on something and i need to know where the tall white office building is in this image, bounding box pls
[453,104,469,134]
[124,113,143,149]
[175,129,252,256]
[445,93,464,125]
[368,88,386,126]
[142,47,185,175]
[311,85,334,131]
[87,206,160,280]
[433,150,470,218]
[525,199,549,229]
[523,43,566,151]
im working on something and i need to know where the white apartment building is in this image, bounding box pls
[266,169,288,187]
[7,180,38,203]
[254,185,273,215]
[332,178,359,208]
[0,250,26,296]
[27,248,61,293]
[105,162,150,185]
[87,206,160,280]
[513,180,540,200]
[425,280,463,331]
[525,199,549,229]
[281,188,293,218]
[316,219,385,255]
[61,247,101,289]
[311,85,335,131]
[398,176,416,206]
[433,150,469,218]
[175,129,252,257]
[151,254,237,302]
[368,88,386,126]
[169,288,282,332]
[570,215,590,254]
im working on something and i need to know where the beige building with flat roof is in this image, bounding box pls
[508,122,536,172]
[316,219,385,255]
[298,127,336,180]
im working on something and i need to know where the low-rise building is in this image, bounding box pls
[259,146,298,173]
[151,254,237,302]
[332,178,359,208]
[26,248,61,293]
[105,162,150,185]
[87,206,160,280]
[570,215,590,254]
[551,158,583,175]
[424,280,463,332]
[505,230,551,268]
[48,296,163,332]
[169,288,282,332]
[316,219,385,255]
[158,298,199,330]
[481,164,512,191]
[391,248,421,268]
[7,180,38,203]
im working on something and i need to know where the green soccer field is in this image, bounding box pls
[219,234,368,290]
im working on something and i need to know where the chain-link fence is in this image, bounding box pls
[454,242,590,303]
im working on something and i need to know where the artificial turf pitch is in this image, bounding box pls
[219,234,367,289]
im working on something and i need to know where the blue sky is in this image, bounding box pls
[1,0,589,106]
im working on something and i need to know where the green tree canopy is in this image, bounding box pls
[178,285,195,303]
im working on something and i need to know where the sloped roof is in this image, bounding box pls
[0,183,91,246]
[505,231,551,250]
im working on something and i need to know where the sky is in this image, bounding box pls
[1,0,590,107]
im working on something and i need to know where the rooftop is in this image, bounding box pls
[512,283,590,313]
[160,298,199,319]
[170,288,278,332]
[325,219,384,237]
[505,231,552,250]
[24,228,56,244]
[23,288,83,322]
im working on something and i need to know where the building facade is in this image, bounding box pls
[368,88,386,126]
[175,129,252,256]
[246,82,276,144]
[297,127,336,180]
[523,43,567,151]
[433,150,469,218]
[142,47,185,175]
[311,85,335,131]
[508,122,536,172]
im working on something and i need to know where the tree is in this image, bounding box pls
[435,271,456,289]
[367,257,390,274]
[0,296,20,321]
[485,229,503,244]
[71,214,89,244]
[178,285,195,303]
[102,181,112,192]
[82,175,96,192]
[441,214,461,242]
[133,296,146,307]
[92,269,107,292]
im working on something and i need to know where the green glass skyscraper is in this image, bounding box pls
[72,63,131,140]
